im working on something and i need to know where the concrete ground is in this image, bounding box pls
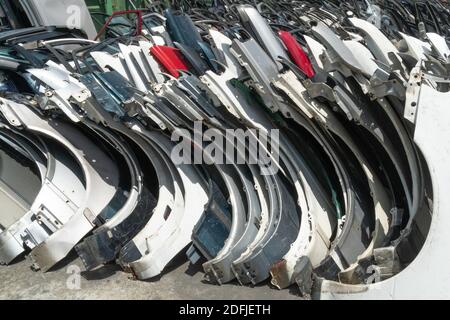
[0,251,303,300]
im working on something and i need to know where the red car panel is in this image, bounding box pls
[278,31,315,78]
[150,45,189,78]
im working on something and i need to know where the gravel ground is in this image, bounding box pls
[0,251,303,300]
